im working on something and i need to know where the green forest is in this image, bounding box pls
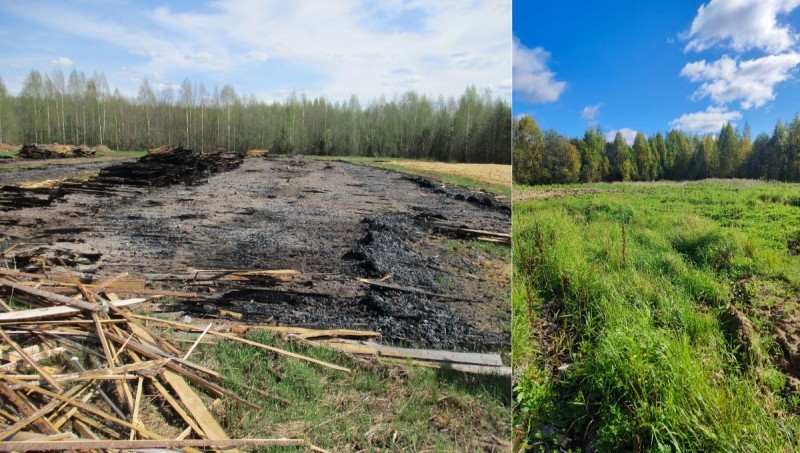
[0,69,511,164]
[513,115,800,184]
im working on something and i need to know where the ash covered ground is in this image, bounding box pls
[0,155,511,351]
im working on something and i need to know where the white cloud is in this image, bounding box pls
[512,37,567,103]
[680,53,800,109]
[246,50,270,62]
[684,0,800,53]
[0,0,511,102]
[606,128,639,145]
[581,103,602,123]
[669,106,742,134]
[50,57,73,68]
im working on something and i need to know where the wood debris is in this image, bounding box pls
[430,220,511,246]
[18,144,96,159]
[0,266,338,450]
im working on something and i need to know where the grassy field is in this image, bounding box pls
[190,329,511,451]
[512,180,800,451]
[306,155,512,197]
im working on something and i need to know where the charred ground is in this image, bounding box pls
[1,152,511,351]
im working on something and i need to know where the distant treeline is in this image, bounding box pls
[0,69,511,164]
[513,115,800,184]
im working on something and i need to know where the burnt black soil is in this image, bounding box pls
[0,155,511,351]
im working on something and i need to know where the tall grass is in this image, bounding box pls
[513,180,800,451]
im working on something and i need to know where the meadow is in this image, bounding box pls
[513,179,800,451]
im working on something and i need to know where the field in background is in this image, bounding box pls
[309,155,512,197]
[513,180,800,451]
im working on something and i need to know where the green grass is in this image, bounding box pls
[304,155,512,197]
[194,330,511,451]
[513,179,800,452]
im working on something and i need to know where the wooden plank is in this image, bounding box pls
[261,327,381,340]
[0,383,59,437]
[317,339,504,367]
[0,373,165,440]
[357,278,474,302]
[0,278,102,312]
[379,357,512,377]
[0,298,146,322]
[5,351,73,376]
[127,323,232,444]
[149,376,208,440]
[0,383,84,440]
[0,328,61,392]
[132,314,352,373]
[0,344,41,362]
[162,370,232,442]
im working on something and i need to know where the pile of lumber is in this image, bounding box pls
[429,219,511,246]
[0,267,340,451]
[94,146,243,187]
[18,144,95,159]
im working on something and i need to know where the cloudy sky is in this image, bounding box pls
[0,0,510,103]
[514,0,800,141]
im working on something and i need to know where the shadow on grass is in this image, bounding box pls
[434,366,512,405]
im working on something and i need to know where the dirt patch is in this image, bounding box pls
[513,187,622,202]
[743,280,800,391]
[1,156,510,351]
[720,307,762,367]
[390,160,511,187]
[788,230,800,255]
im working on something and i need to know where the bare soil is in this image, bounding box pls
[0,155,511,351]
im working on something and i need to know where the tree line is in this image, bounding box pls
[513,115,800,184]
[0,68,511,164]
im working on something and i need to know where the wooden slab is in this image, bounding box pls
[0,298,146,322]
[318,340,504,367]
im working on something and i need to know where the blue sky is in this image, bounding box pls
[513,0,800,142]
[0,0,510,103]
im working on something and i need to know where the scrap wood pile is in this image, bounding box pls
[93,146,244,187]
[18,144,96,159]
[428,219,511,246]
[0,267,344,452]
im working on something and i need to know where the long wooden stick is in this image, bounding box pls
[183,322,212,360]
[0,278,101,312]
[0,383,85,441]
[103,330,259,410]
[0,327,61,392]
[0,374,165,440]
[0,297,146,322]
[132,314,351,373]
[148,376,208,439]
[0,383,59,436]
[129,377,143,440]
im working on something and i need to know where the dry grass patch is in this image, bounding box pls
[391,160,511,187]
